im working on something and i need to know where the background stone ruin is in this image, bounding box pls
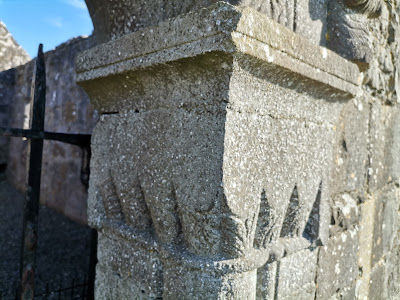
[0,24,97,223]
[0,21,30,171]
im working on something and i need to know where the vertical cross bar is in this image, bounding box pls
[87,229,97,300]
[19,44,46,300]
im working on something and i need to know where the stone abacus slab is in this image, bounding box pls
[76,2,361,112]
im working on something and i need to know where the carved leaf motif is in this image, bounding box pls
[280,186,301,238]
[254,190,279,248]
[181,209,221,256]
[221,213,258,257]
[98,170,124,221]
[220,194,260,257]
[114,175,153,231]
[303,182,322,243]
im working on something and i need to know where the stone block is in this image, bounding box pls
[389,105,400,182]
[368,262,386,300]
[163,263,257,300]
[327,284,356,300]
[275,249,318,299]
[77,4,361,103]
[316,229,358,299]
[386,245,400,298]
[257,261,277,300]
[329,98,369,195]
[280,282,316,300]
[96,232,163,298]
[370,185,399,266]
[329,193,359,236]
[339,284,357,300]
[369,102,400,192]
[0,68,15,165]
[95,266,157,300]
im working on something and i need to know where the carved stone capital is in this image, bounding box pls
[77,3,360,299]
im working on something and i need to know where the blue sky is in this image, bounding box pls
[0,0,93,58]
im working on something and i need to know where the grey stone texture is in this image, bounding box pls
[85,0,328,46]
[95,232,163,299]
[0,68,15,165]
[316,229,359,299]
[0,22,29,167]
[0,21,30,72]
[1,36,97,223]
[75,0,400,299]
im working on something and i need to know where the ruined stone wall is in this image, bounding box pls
[320,0,400,298]
[0,21,30,72]
[77,0,400,298]
[1,36,98,224]
[0,22,30,170]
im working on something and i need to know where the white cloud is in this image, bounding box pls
[46,17,63,28]
[65,0,86,10]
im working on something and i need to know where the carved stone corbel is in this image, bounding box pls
[327,0,384,68]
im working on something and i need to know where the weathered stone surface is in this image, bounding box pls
[4,36,97,223]
[0,68,15,166]
[390,107,400,181]
[368,262,386,300]
[96,232,162,298]
[74,0,400,298]
[77,5,360,110]
[326,284,356,300]
[77,3,362,298]
[0,21,30,72]
[316,229,359,299]
[163,263,257,299]
[85,0,328,45]
[294,0,328,46]
[329,193,359,237]
[355,187,399,299]
[257,261,277,300]
[368,103,400,192]
[386,244,400,298]
[356,195,377,300]
[274,249,318,299]
[0,22,29,169]
[327,0,375,65]
[330,98,369,196]
[370,185,399,266]
[337,284,357,300]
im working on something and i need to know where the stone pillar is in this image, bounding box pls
[76,3,361,299]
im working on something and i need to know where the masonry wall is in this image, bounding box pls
[317,1,400,298]
[0,21,30,169]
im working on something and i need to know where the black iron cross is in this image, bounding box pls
[0,45,91,299]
